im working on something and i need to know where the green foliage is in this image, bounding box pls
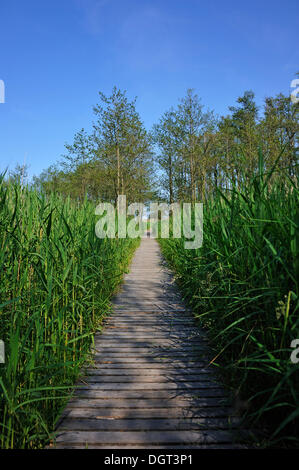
[154,89,298,203]
[0,178,139,448]
[159,157,299,446]
[34,87,154,203]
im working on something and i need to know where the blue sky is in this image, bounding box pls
[0,0,298,179]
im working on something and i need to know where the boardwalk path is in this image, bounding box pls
[54,235,243,449]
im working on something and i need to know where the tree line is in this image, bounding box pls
[9,84,298,203]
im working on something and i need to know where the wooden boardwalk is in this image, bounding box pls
[53,235,245,449]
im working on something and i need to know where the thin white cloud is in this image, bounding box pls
[117,5,190,71]
[74,0,110,35]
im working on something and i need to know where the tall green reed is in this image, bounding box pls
[159,155,299,446]
[0,178,139,448]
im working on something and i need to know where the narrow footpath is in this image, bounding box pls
[53,235,245,448]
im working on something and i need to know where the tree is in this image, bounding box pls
[61,128,93,199]
[43,87,154,203]
[153,89,215,202]
[152,109,180,203]
[260,93,298,176]
[228,91,259,181]
[92,86,153,203]
[177,89,214,202]
[9,163,29,188]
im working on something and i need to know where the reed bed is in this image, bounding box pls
[159,157,299,446]
[0,178,139,448]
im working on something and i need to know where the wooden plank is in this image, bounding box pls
[112,301,186,306]
[93,344,208,352]
[93,352,206,359]
[98,334,204,340]
[58,417,240,432]
[83,375,214,382]
[89,363,210,369]
[52,444,246,449]
[93,345,206,351]
[92,358,207,364]
[104,325,197,331]
[109,315,189,319]
[55,430,237,445]
[64,397,231,408]
[73,389,226,399]
[84,368,213,376]
[110,311,192,316]
[95,338,205,345]
[60,407,234,420]
[76,381,222,390]
[93,346,207,352]
[113,308,187,312]
[92,348,206,360]
[105,322,196,327]
[104,317,195,322]
[104,320,194,325]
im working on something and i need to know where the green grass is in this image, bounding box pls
[159,156,299,447]
[0,178,139,448]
